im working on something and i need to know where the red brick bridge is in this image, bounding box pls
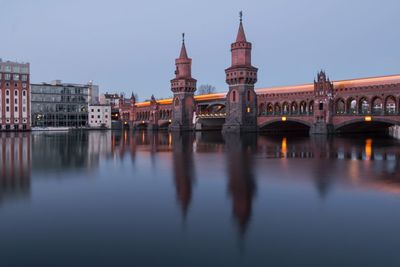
[120,72,400,133]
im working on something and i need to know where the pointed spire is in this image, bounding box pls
[179,32,188,59]
[236,11,247,42]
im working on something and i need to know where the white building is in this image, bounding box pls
[88,105,111,129]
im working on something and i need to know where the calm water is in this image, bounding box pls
[1,130,400,267]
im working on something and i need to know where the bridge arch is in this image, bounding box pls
[385,95,397,114]
[274,103,281,115]
[358,96,370,115]
[346,97,357,115]
[282,102,290,115]
[259,118,312,132]
[334,98,346,114]
[291,102,298,115]
[335,117,398,133]
[266,103,273,115]
[371,96,383,115]
[299,101,307,115]
[308,101,314,115]
[258,103,266,115]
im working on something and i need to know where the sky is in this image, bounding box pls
[1,0,399,100]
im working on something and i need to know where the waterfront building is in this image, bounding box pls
[0,59,31,131]
[31,80,95,128]
[88,104,112,129]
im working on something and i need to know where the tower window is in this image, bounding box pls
[319,102,323,110]
[232,90,236,102]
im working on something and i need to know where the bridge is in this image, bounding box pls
[120,73,400,133]
[118,15,400,134]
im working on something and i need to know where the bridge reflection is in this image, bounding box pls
[0,131,399,236]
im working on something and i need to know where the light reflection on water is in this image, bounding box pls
[0,131,400,266]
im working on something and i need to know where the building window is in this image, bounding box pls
[319,102,323,110]
[91,115,94,118]
[14,90,18,96]
[98,109,100,112]
[23,90,26,97]
[6,107,9,112]
[97,115,100,118]
[13,74,20,81]
[21,75,28,81]
[6,90,9,96]
[15,107,18,112]
[5,74,11,80]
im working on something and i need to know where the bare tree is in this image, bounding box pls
[197,84,216,95]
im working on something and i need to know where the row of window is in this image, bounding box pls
[0,73,28,81]
[0,65,29,74]
[0,82,28,88]
[90,115,109,119]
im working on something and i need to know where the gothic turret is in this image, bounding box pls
[310,70,335,134]
[170,34,197,131]
[223,12,258,133]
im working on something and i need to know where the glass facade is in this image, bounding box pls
[31,84,89,127]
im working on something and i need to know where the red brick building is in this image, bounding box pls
[0,60,30,131]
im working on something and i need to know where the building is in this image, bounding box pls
[88,81,99,104]
[88,104,111,129]
[31,80,96,128]
[0,59,31,131]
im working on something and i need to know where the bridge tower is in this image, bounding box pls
[310,71,335,134]
[170,34,197,132]
[222,12,258,133]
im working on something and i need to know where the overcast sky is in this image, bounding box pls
[1,0,399,100]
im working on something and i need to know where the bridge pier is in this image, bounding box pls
[310,123,334,135]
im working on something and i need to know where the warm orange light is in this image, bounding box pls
[365,138,372,160]
[141,120,145,124]
[365,116,372,122]
[246,107,251,113]
[281,137,287,156]
[124,122,128,125]
[281,116,287,121]
[168,119,171,123]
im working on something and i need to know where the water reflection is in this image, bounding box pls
[171,132,195,220]
[0,131,400,226]
[224,133,256,235]
[0,133,31,205]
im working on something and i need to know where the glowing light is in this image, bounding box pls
[124,122,128,125]
[365,138,372,160]
[281,137,287,156]
[142,120,145,124]
[247,107,251,113]
[365,116,372,122]
[281,116,287,121]
[168,119,172,123]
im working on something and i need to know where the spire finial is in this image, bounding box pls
[239,11,243,23]
[182,32,185,44]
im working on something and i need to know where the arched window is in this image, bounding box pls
[299,101,307,115]
[282,102,289,115]
[385,96,396,114]
[359,97,369,115]
[371,97,383,115]
[291,102,298,115]
[274,103,281,115]
[232,90,237,102]
[335,99,345,114]
[347,98,357,114]
[266,103,273,115]
[174,97,180,107]
[309,101,314,114]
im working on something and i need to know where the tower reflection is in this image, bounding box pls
[224,133,257,236]
[171,132,195,220]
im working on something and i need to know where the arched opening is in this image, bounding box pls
[274,103,281,115]
[258,103,265,115]
[347,98,357,114]
[291,102,298,115]
[232,90,237,102]
[266,103,274,115]
[385,96,396,114]
[359,97,369,115]
[282,102,289,115]
[371,97,383,115]
[335,119,396,134]
[260,120,310,133]
[335,98,346,114]
[299,101,307,115]
[309,101,314,115]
